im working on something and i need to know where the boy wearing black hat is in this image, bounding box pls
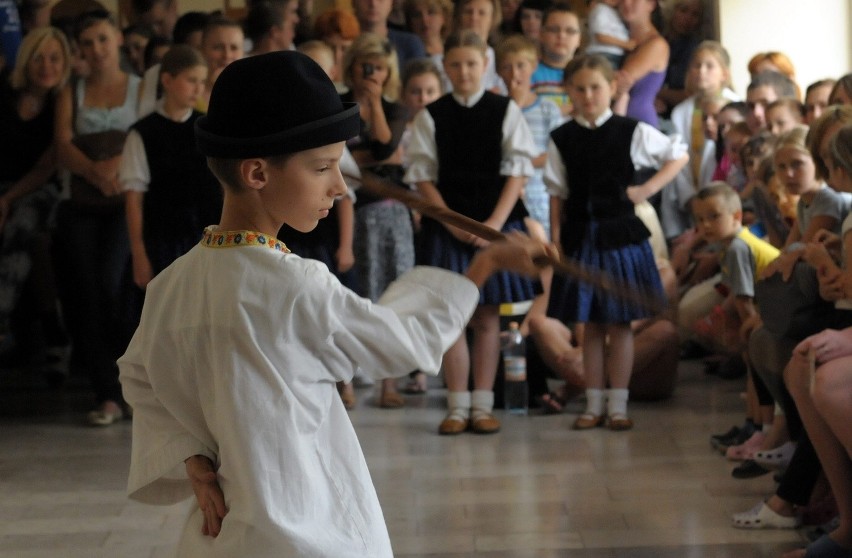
[118,51,552,556]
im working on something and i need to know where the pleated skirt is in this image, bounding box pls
[417,217,539,306]
[548,221,664,324]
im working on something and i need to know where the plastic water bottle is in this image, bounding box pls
[501,321,528,415]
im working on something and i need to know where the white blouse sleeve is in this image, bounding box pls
[630,122,688,169]
[543,138,568,199]
[402,108,439,184]
[119,129,150,193]
[500,100,536,178]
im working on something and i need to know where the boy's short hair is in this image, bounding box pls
[747,70,798,101]
[719,101,748,119]
[694,182,742,214]
[206,154,292,191]
[766,98,804,119]
[160,44,205,76]
[494,34,537,68]
[542,1,575,26]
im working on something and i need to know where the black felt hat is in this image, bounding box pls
[195,51,360,158]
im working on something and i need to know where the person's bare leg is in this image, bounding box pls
[786,354,852,552]
[630,319,678,401]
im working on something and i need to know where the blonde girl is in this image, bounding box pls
[405,30,538,434]
[664,40,739,239]
[342,33,414,408]
[762,125,850,281]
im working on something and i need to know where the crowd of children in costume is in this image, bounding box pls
[4,0,852,555]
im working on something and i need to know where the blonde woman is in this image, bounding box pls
[0,27,71,365]
[341,33,414,408]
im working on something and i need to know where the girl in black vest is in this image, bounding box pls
[544,54,688,431]
[120,45,222,296]
[404,30,538,435]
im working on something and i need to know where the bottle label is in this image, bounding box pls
[504,356,526,381]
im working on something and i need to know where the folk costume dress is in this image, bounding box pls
[119,227,480,557]
[404,88,538,305]
[544,108,687,323]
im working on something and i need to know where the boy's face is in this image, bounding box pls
[766,106,799,137]
[443,46,486,97]
[692,196,741,243]
[275,0,301,48]
[202,26,244,72]
[539,11,580,64]
[264,142,348,233]
[497,52,535,95]
[459,0,494,42]
[745,85,778,132]
[403,72,441,113]
[161,65,207,109]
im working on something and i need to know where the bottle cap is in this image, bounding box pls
[508,321,519,329]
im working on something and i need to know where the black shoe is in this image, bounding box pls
[712,421,755,451]
[732,459,770,479]
[710,425,740,449]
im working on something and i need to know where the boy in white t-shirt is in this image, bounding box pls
[585,0,634,69]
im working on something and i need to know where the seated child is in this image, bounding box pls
[765,98,804,137]
[690,183,779,354]
[584,0,634,70]
[117,51,553,556]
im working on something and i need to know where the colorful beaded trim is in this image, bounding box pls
[201,227,290,254]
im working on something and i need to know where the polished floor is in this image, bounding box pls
[0,359,811,557]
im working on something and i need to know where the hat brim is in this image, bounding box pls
[195,102,360,158]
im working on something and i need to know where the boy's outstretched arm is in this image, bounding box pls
[465,232,557,287]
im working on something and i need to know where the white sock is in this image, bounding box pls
[584,388,605,417]
[471,389,494,420]
[607,388,629,418]
[446,391,471,420]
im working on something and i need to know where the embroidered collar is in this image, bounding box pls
[201,226,290,253]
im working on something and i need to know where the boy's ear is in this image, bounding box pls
[240,159,269,191]
[733,209,743,223]
[159,72,173,90]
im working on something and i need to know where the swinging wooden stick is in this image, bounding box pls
[346,170,667,314]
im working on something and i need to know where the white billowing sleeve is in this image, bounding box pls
[500,100,537,178]
[323,266,479,378]
[119,129,150,193]
[402,108,438,184]
[543,138,568,199]
[630,122,688,167]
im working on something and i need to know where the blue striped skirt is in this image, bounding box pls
[548,221,664,324]
[417,217,539,305]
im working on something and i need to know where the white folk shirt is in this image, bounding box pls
[119,230,479,557]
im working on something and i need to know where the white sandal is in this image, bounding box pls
[731,502,800,530]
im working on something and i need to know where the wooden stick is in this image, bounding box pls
[346,170,667,314]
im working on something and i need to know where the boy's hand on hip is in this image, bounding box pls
[185,455,228,537]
